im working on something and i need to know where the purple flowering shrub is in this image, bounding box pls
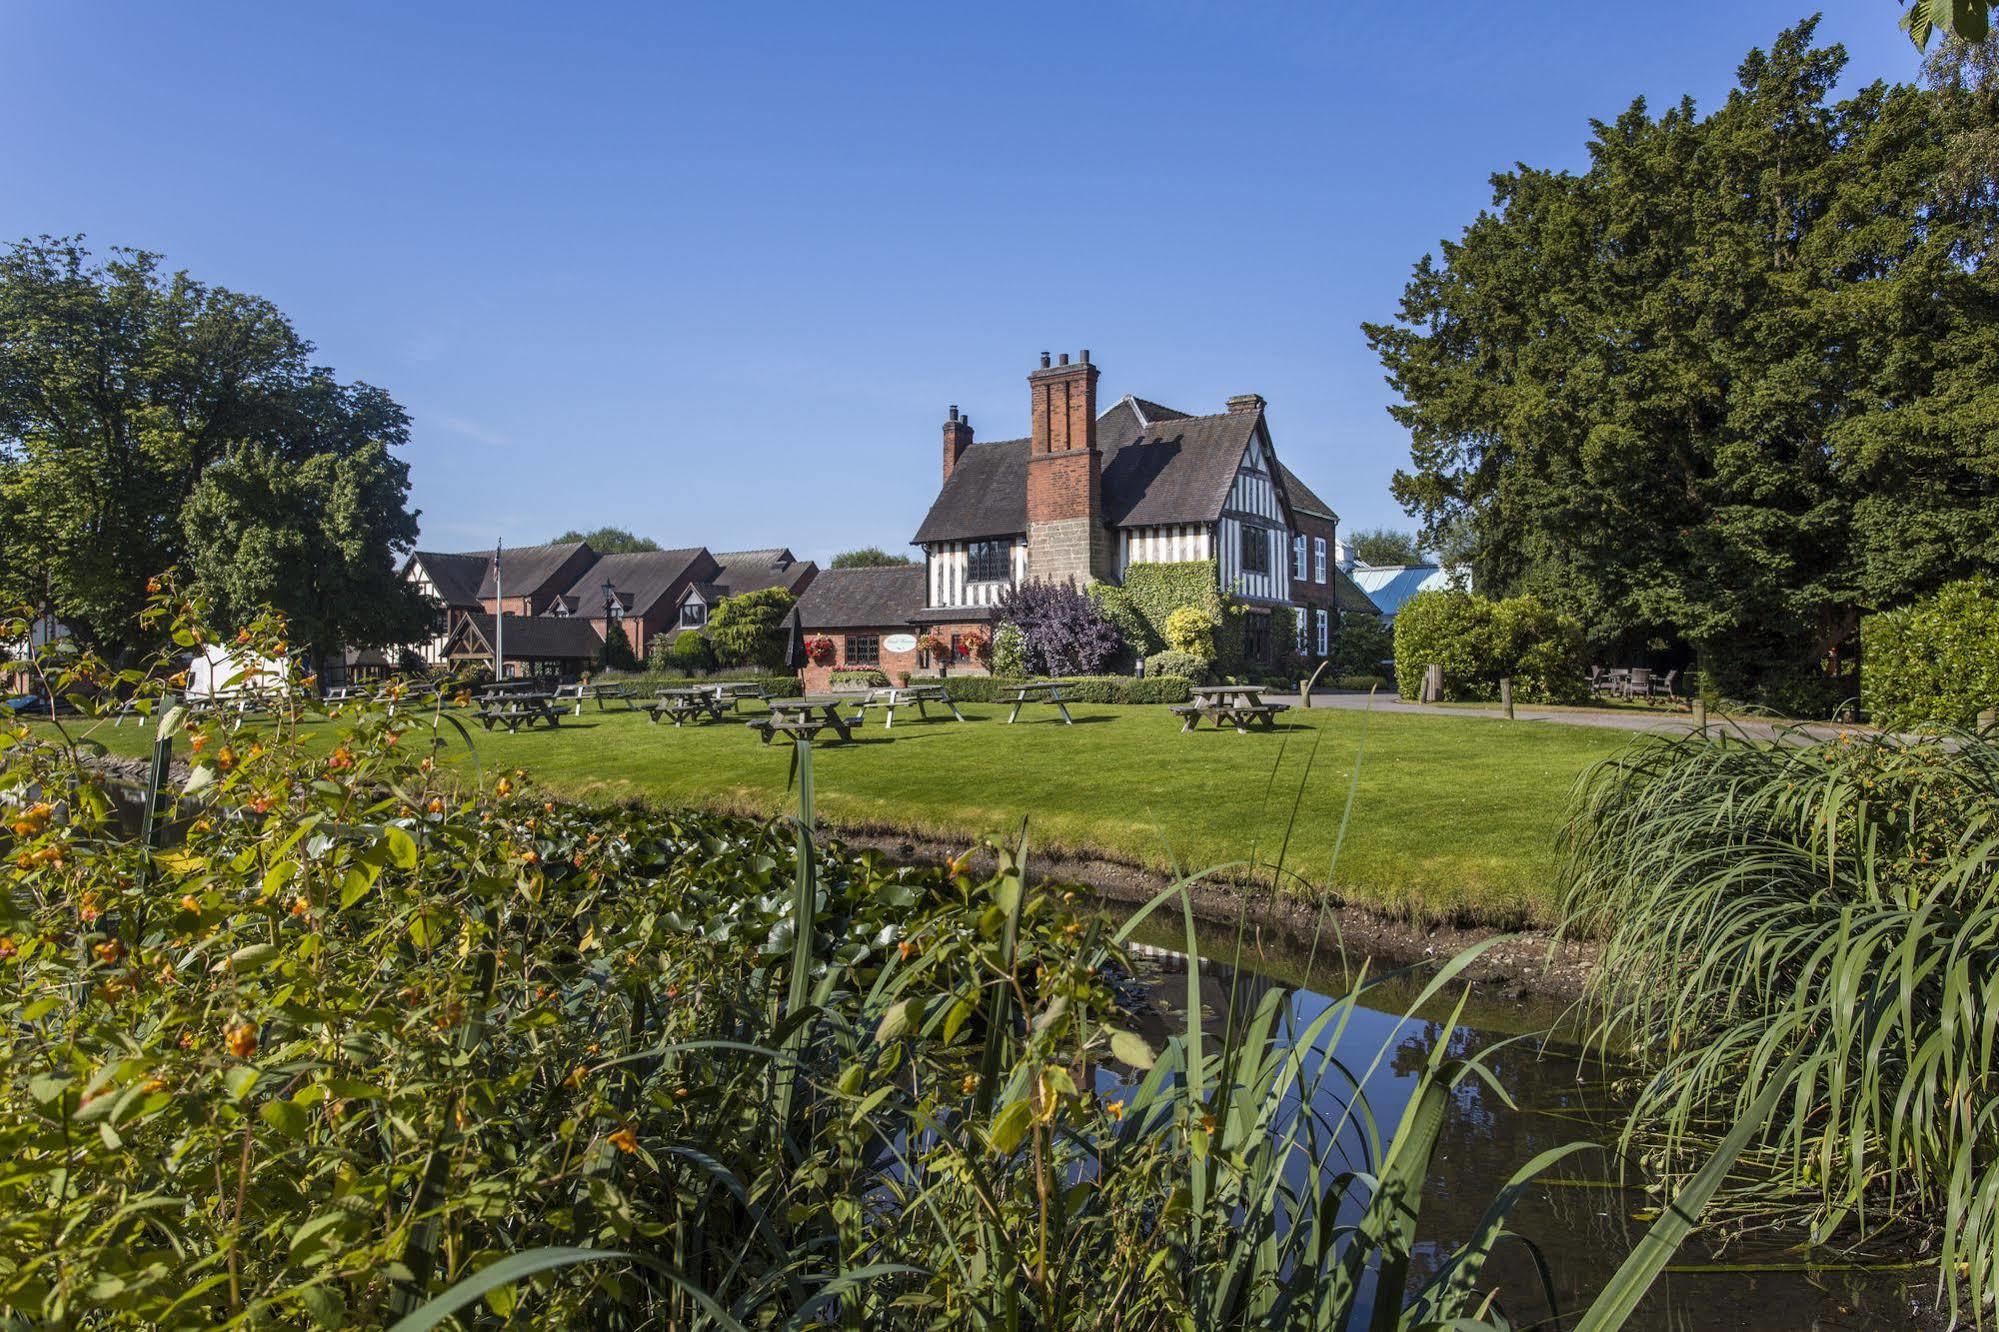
[995,580,1125,675]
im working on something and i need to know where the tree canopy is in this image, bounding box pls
[552,526,659,553]
[829,546,914,568]
[1365,21,1999,697]
[706,587,796,670]
[1345,528,1425,566]
[0,237,428,661]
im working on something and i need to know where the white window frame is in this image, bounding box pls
[1315,609,1329,656]
[1313,537,1327,584]
[1292,534,1308,580]
[679,599,706,629]
[1295,607,1309,654]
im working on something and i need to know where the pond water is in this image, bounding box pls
[1114,907,1944,1331]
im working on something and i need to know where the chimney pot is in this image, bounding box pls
[948,405,959,421]
[1040,352,1051,368]
[1059,353,1070,366]
[1080,348,1090,364]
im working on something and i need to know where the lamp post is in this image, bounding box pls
[600,580,618,668]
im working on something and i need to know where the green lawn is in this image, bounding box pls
[51,701,1632,926]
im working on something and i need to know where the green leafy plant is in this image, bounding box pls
[1394,588,1586,702]
[1144,650,1209,683]
[1560,724,1999,1319]
[1163,605,1219,658]
[1862,575,1999,728]
[705,587,797,670]
[989,621,1027,678]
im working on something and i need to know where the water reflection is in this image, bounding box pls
[1117,918,1941,1330]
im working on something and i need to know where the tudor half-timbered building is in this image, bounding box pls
[909,351,1339,669]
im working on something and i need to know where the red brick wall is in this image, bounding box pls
[799,627,922,692]
[1291,512,1338,659]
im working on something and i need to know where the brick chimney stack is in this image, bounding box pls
[942,404,973,482]
[1226,393,1266,415]
[1025,349,1111,586]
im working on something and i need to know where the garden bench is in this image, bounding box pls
[1178,685,1290,733]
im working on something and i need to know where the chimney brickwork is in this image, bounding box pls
[942,405,973,482]
[1025,350,1112,587]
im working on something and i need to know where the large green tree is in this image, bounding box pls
[1366,21,1999,696]
[1345,527,1425,566]
[0,238,428,660]
[552,526,658,553]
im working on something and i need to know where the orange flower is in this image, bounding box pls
[288,897,310,918]
[960,1073,979,1096]
[141,1076,168,1093]
[608,1126,638,1154]
[188,734,208,754]
[326,746,354,772]
[0,937,15,961]
[897,940,915,960]
[215,746,236,771]
[78,893,102,924]
[521,849,539,865]
[495,777,513,797]
[1107,1099,1125,1121]
[427,797,445,814]
[93,939,123,965]
[248,795,272,815]
[179,894,200,913]
[223,1017,259,1059]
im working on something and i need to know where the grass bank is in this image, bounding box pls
[59,700,1628,925]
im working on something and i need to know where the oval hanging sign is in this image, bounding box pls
[883,633,918,654]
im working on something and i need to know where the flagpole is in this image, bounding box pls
[493,540,504,681]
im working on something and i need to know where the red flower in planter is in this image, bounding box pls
[958,629,990,662]
[917,633,950,657]
[805,635,836,665]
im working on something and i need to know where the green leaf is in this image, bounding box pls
[261,1098,310,1138]
[988,1098,1032,1153]
[224,1065,260,1101]
[382,824,418,870]
[228,942,281,973]
[385,1247,751,1332]
[875,998,913,1043]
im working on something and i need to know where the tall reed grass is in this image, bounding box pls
[1560,723,1999,1321]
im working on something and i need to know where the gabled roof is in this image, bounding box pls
[410,552,489,608]
[564,548,714,619]
[466,542,594,601]
[1276,463,1337,523]
[447,613,604,661]
[706,549,816,599]
[1100,407,1262,528]
[796,565,927,630]
[911,397,1278,543]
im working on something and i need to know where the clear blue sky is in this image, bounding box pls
[2,3,1919,560]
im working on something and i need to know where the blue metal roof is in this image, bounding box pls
[1347,563,1457,618]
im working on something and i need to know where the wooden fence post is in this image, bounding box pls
[1500,677,1514,720]
[1424,663,1443,704]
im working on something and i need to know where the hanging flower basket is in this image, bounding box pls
[805,635,836,665]
[958,629,990,662]
[916,633,950,657]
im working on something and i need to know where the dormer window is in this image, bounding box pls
[680,600,706,628]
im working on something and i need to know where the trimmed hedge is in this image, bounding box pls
[612,670,804,699]
[1393,589,1587,703]
[1144,650,1209,683]
[1862,577,1999,729]
[829,669,889,688]
[931,674,1192,705]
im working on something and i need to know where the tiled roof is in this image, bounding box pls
[563,548,714,619]
[796,565,927,630]
[1276,463,1337,522]
[707,549,817,599]
[912,399,1267,544]
[456,541,593,602]
[449,613,604,660]
[411,552,489,608]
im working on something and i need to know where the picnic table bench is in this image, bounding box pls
[846,683,965,729]
[1003,681,1075,725]
[1173,684,1291,733]
[473,693,563,732]
[555,682,638,715]
[747,696,855,745]
[642,687,724,726]
[707,682,772,713]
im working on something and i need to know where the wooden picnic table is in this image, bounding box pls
[749,695,855,745]
[1003,681,1075,726]
[473,693,563,732]
[707,682,772,713]
[643,687,724,726]
[847,683,965,730]
[555,681,638,715]
[1174,684,1291,733]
